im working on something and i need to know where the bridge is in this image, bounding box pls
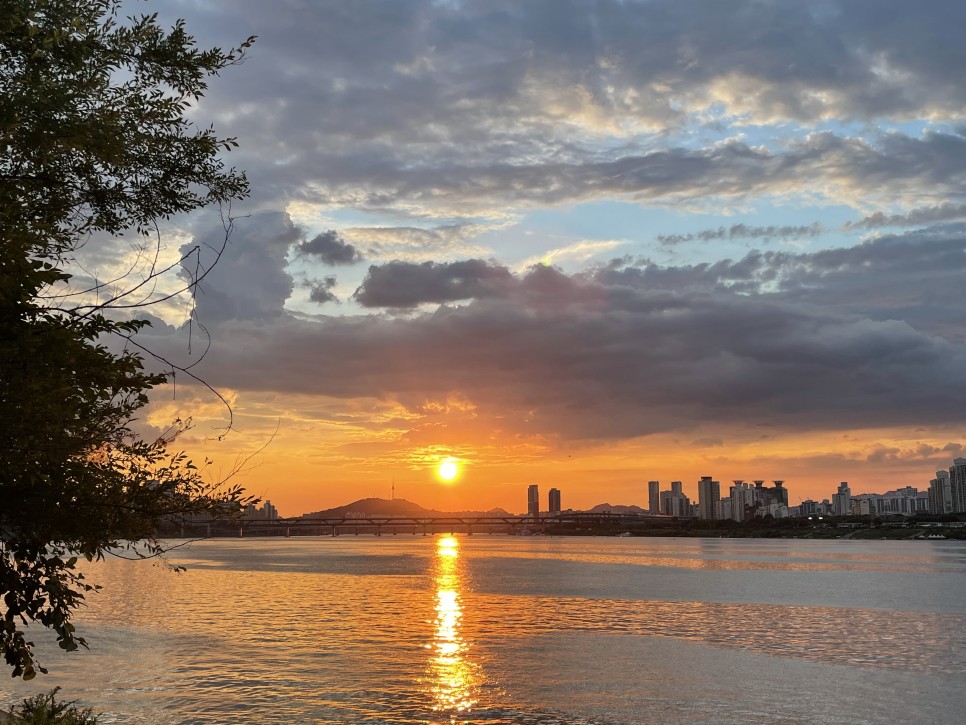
[170,512,671,538]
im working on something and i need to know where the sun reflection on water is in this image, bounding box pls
[427,535,480,717]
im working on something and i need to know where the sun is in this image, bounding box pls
[437,457,460,482]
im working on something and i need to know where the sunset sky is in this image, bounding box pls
[88,0,966,515]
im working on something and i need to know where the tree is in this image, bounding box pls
[7,687,98,724]
[1,0,256,679]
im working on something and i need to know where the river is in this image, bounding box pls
[2,536,965,724]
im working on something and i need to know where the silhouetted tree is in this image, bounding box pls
[1,0,255,679]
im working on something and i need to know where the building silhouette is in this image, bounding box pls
[729,481,754,521]
[951,458,966,513]
[660,481,691,517]
[548,487,561,515]
[929,470,953,514]
[527,484,540,518]
[243,500,278,520]
[697,477,720,520]
[648,480,660,514]
[831,482,852,516]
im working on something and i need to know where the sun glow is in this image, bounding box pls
[437,457,460,482]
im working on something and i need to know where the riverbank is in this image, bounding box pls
[544,520,966,540]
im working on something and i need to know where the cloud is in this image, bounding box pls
[658,223,825,246]
[120,0,966,451]
[517,239,625,270]
[230,130,966,219]
[141,220,966,442]
[308,276,339,305]
[353,259,514,308]
[605,224,966,342]
[342,224,491,260]
[295,230,363,266]
[846,203,966,229]
[866,442,964,464]
[182,211,298,324]
[165,1,966,220]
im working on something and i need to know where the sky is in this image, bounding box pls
[86,0,966,515]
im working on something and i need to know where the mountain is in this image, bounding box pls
[302,498,511,518]
[586,503,648,514]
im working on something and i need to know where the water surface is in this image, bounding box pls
[3,536,965,724]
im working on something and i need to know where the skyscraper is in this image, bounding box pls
[528,484,539,518]
[729,480,753,521]
[660,485,691,517]
[929,470,952,514]
[697,476,719,520]
[950,458,966,513]
[831,481,852,516]
[648,481,660,514]
[548,487,561,515]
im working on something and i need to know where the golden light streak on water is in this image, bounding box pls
[427,535,479,717]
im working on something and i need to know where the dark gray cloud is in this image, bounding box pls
[846,202,966,229]
[234,130,966,218]
[658,223,825,246]
[152,1,966,217]
[296,230,363,266]
[603,225,966,343]
[354,259,514,308]
[145,217,966,441]
[308,276,339,305]
[127,0,966,445]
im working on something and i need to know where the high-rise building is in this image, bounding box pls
[548,487,561,515]
[527,484,540,518]
[771,481,789,506]
[648,481,660,514]
[929,470,952,514]
[660,488,691,517]
[697,476,720,520]
[729,480,754,521]
[243,500,279,520]
[950,458,966,513]
[831,481,852,516]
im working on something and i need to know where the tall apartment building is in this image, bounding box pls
[831,481,852,516]
[527,484,539,518]
[951,458,966,513]
[929,470,953,514]
[244,500,279,520]
[660,481,691,517]
[648,480,661,514]
[729,480,754,522]
[697,476,720,520]
[548,487,561,515]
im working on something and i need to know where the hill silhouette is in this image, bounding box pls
[301,497,511,519]
[586,503,648,514]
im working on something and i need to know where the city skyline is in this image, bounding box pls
[68,1,966,515]
[257,456,965,520]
